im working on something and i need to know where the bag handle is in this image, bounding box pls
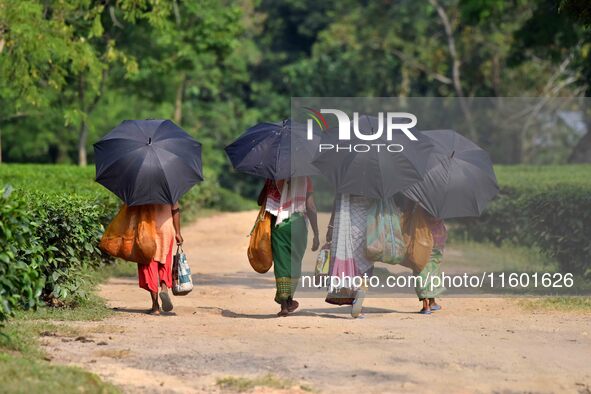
[176,244,184,254]
[248,195,268,237]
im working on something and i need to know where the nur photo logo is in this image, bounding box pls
[304,108,419,152]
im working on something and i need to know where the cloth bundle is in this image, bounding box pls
[366,199,405,264]
[247,202,273,273]
[99,205,157,264]
[401,205,434,273]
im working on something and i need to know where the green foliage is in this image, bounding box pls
[0,272,117,392]
[0,187,46,321]
[0,186,113,321]
[31,192,115,302]
[0,353,120,393]
[453,165,591,277]
[2,0,590,173]
[519,296,591,311]
[216,374,312,392]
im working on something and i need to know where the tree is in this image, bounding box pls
[507,0,591,162]
[0,1,83,164]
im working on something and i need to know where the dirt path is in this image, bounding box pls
[43,211,591,393]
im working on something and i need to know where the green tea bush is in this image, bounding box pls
[30,192,116,302]
[453,165,591,278]
[0,164,251,321]
[0,187,46,321]
[0,187,115,321]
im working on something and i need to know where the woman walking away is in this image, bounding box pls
[399,197,445,315]
[418,210,446,314]
[325,193,375,318]
[138,203,184,315]
[258,177,320,316]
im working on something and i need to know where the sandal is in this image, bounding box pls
[159,292,174,312]
[351,288,366,318]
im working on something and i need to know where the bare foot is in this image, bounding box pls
[287,299,299,313]
[147,306,161,315]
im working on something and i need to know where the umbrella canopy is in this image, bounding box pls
[224,119,321,180]
[311,115,435,199]
[94,119,203,206]
[403,129,499,219]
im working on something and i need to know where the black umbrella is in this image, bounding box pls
[403,129,499,219]
[311,115,435,199]
[94,119,203,206]
[224,119,321,180]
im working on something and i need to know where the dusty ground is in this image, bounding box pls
[43,211,591,393]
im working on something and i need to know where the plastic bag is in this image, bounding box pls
[366,199,405,264]
[314,247,331,286]
[172,245,193,296]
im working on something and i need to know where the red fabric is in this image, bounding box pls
[138,239,174,293]
[265,177,313,200]
[265,179,281,202]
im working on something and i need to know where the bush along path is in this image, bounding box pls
[0,184,117,321]
[453,165,591,278]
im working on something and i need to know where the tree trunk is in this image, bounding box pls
[174,74,186,125]
[78,76,87,166]
[78,121,88,167]
[569,132,591,162]
[429,0,478,142]
[568,107,591,163]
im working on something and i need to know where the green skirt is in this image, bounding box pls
[415,248,445,300]
[271,213,307,303]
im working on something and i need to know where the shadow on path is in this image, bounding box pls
[112,307,177,317]
[219,305,413,320]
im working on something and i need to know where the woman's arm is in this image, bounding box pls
[305,192,320,251]
[172,202,183,245]
[325,195,338,245]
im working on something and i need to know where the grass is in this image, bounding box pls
[14,293,113,322]
[494,164,591,190]
[0,316,120,394]
[0,265,119,394]
[0,353,119,394]
[0,317,86,356]
[100,260,138,278]
[445,239,558,273]
[519,296,591,312]
[216,374,313,392]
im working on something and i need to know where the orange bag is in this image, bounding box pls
[401,206,434,273]
[99,205,157,264]
[247,204,273,273]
